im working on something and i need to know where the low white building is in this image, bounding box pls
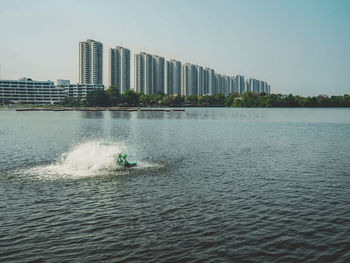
[0,78,67,104]
[0,78,105,105]
[63,83,105,98]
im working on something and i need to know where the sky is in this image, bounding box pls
[0,0,349,96]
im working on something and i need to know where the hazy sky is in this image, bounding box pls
[0,0,349,96]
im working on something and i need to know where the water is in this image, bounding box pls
[0,108,349,262]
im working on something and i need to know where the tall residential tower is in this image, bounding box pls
[165,59,181,95]
[109,46,130,93]
[79,39,103,85]
[134,52,165,94]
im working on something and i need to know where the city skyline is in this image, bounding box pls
[1,0,349,96]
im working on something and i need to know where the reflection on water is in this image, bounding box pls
[110,111,132,119]
[80,111,104,118]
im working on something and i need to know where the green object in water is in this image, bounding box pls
[115,153,137,168]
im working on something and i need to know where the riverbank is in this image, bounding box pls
[14,107,185,112]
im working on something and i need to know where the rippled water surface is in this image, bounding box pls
[0,108,349,262]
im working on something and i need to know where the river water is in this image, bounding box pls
[0,108,349,262]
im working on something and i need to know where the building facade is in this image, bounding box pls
[153,55,165,94]
[56,81,105,98]
[134,52,165,95]
[134,52,153,94]
[109,46,130,93]
[196,65,204,95]
[0,78,67,104]
[165,59,181,95]
[79,39,103,85]
[182,63,198,96]
[236,75,245,95]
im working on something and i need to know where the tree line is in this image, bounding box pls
[59,86,350,108]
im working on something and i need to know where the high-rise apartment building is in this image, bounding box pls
[223,75,230,96]
[134,52,153,94]
[134,52,165,94]
[216,74,223,94]
[196,65,204,95]
[248,78,254,93]
[208,68,216,95]
[182,63,198,96]
[230,76,236,93]
[236,75,245,95]
[244,80,249,93]
[165,59,181,95]
[109,46,130,93]
[153,56,165,94]
[79,39,103,85]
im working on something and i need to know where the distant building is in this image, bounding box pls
[248,78,254,93]
[208,68,216,95]
[196,65,204,95]
[57,79,70,86]
[109,46,130,93]
[64,84,105,98]
[134,52,165,94]
[0,78,67,104]
[181,63,198,96]
[79,39,103,85]
[134,52,153,94]
[165,59,181,95]
[230,76,236,93]
[252,79,259,93]
[245,80,249,93]
[216,73,223,94]
[223,75,230,96]
[153,55,165,94]
[236,75,245,95]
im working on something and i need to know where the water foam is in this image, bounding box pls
[30,141,127,179]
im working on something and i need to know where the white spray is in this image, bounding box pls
[30,141,126,179]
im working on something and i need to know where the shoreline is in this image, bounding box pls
[13,107,186,112]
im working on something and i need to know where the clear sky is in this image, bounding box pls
[0,0,349,96]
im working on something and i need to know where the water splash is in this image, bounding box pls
[29,141,126,179]
[25,140,163,180]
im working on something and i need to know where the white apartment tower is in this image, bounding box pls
[134,52,165,95]
[182,63,198,96]
[208,68,216,95]
[134,52,153,94]
[236,75,245,95]
[165,59,181,95]
[216,74,223,94]
[79,39,103,85]
[153,56,165,94]
[230,76,236,93]
[196,65,204,95]
[225,75,231,96]
[109,46,130,93]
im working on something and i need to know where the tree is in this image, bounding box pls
[213,93,225,106]
[198,95,211,106]
[184,95,197,106]
[173,95,185,106]
[106,86,121,106]
[233,98,243,107]
[122,90,140,106]
[59,96,81,107]
[85,89,110,107]
[224,93,239,107]
[140,94,151,106]
[160,95,173,106]
[240,92,260,107]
